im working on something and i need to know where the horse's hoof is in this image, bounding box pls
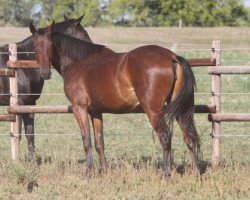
[84,168,93,178]
[163,170,171,178]
[196,170,202,180]
[99,167,107,175]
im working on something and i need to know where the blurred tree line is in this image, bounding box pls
[0,0,249,27]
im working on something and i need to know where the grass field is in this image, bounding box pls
[0,27,250,199]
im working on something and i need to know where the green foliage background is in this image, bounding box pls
[0,0,249,27]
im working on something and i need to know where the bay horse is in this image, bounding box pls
[30,22,200,177]
[0,15,92,155]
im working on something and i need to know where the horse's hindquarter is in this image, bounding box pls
[126,46,176,111]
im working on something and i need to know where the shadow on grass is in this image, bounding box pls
[24,153,211,177]
[174,160,211,176]
[106,155,211,176]
[25,154,52,165]
[77,159,86,164]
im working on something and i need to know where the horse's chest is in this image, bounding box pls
[63,77,88,105]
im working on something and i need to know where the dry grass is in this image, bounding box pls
[0,27,250,199]
[0,157,249,200]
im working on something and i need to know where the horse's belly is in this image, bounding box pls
[89,87,140,113]
[89,103,142,114]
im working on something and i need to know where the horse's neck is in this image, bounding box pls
[51,50,62,75]
[16,37,35,60]
[16,36,33,51]
[51,34,98,78]
[52,45,71,78]
[0,37,35,68]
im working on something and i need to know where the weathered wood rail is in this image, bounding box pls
[6,104,216,114]
[0,114,16,122]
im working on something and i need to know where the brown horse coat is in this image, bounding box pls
[30,23,200,177]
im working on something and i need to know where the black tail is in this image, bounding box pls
[163,55,199,145]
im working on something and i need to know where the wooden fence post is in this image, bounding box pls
[211,40,221,168]
[9,44,20,161]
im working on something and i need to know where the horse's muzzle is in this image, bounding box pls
[40,68,51,80]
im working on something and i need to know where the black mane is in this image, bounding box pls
[51,32,105,61]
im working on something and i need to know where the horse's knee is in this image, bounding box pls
[159,130,172,150]
[184,137,193,149]
[95,142,103,153]
[82,137,91,149]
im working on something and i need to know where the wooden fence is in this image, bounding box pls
[1,41,250,168]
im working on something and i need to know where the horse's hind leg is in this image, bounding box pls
[90,113,107,174]
[177,116,200,175]
[144,110,173,177]
[131,75,174,176]
[22,113,36,155]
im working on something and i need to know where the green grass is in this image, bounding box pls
[0,27,250,199]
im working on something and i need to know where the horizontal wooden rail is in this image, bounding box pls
[7,60,41,68]
[8,104,215,114]
[7,58,215,69]
[0,69,15,77]
[208,66,250,74]
[188,58,216,67]
[0,114,16,122]
[208,113,250,122]
[8,105,73,114]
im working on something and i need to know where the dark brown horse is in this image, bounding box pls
[0,15,92,155]
[30,22,200,177]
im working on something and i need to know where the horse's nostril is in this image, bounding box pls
[43,72,51,80]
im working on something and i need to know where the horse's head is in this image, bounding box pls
[55,14,92,43]
[29,15,92,79]
[30,22,54,80]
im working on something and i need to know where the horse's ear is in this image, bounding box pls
[63,14,70,21]
[76,14,85,23]
[29,23,37,35]
[47,21,54,33]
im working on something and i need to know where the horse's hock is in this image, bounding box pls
[1,40,250,167]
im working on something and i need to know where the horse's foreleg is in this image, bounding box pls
[90,113,107,174]
[22,113,36,155]
[72,105,93,176]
